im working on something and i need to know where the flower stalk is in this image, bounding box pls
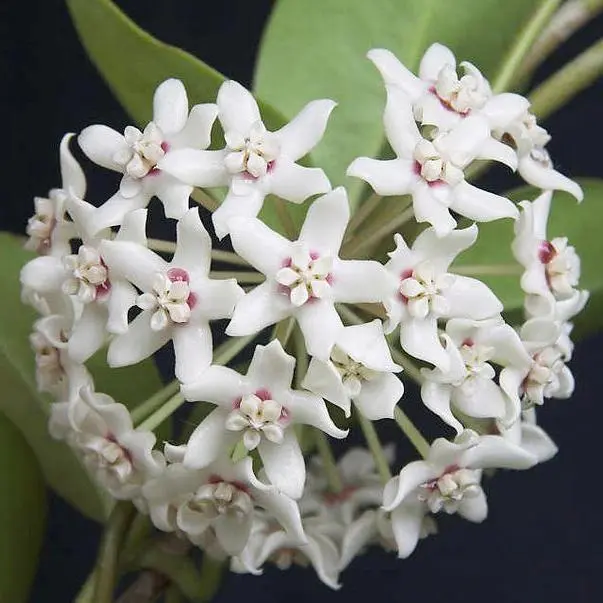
[357,413,392,483]
[393,406,430,459]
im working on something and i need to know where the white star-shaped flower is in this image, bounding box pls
[513,190,587,319]
[225,187,391,359]
[76,79,218,234]
[368,43,529,132]
[420,317,532,434]
[20,197,141,363]
[382,429,536,558]
[347,86,518,236]
[302,320,404,420]
[382,225,502,370]
[141,455,306,556]
[181,339,347,500]
[159,80,335,238]
[99,207,243,383]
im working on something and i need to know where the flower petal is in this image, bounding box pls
[480,93,530,131]
[446,275,503,320]
[286,391,348,439]
[518,155,583,202]
[181,365,244,406]
[332,259,391,303]
[213,513,253,555]
[346,158,415,196]
[226,281,292,336]
[218,80,261,134]
[275,99,336,160]
[194,278,244,321]
[229,218,292,276]
[338,320,400,372]
[172,208,211,274]
[147,172,192,220]
[20,256,67,293]
[390,500,426,558]
[457,488,488,522]
[339,510,378,570]
[183,408,233,469]
[77,190,150,235]
[268,160,331,204]
[413,224,477,272]
[173,321,213,383]
[460,435,537,470]
[158,149,230,187]
[247,340,295,394]
[297,299,344,360]
[382,462,434,511]
[169,103,218,150]
[354,373,404,420]
[212,188,265,240]
[252,489,306,545]
[301,358,350,416]
[299,188,349,256]
[384,87,422,158]
[452,378,507,419]
[450,181,519,222]
[259,430,305,499]
[400,316,449,371]
[413,181,456,236]
[107,311,171,367]
[420,380,463,434]
[419,43,456,81]
[78,125,128,172]
[520,423,558,463]
[153,78,189,135]
[60,133,86,198]
[68,304,107,363]
[368,48,424,99]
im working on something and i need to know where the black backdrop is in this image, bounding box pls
[2,1,603,602]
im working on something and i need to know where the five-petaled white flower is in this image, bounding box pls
[302,320,404,420]
[181,339,347,499]
[141,454,306,556]
[160,80,334,238]
[76,79,218,234]
[347,86,518,236]
[420,317,532,433]
[100,207,243,383]
[382,225,502,370]
[368,43,529,132]
[382,429,536,558]
[226,187,391,359]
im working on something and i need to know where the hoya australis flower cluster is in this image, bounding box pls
[21,43,585,589]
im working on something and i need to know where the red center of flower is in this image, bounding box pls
[398,268,414,303]
[323,484,357,506]
[167,267,197,309]
[95,258,112,300]
[538,240,556,264]
[423,464,461,491]
[413,160,444,187]
[428,86,471,116]
[207,474,250,495]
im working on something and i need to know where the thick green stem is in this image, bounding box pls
[314,429,344,492]
[520,0,603,79]
[131,380,180,426]
[213,333,257,366]
[273,197,297,239]
[529,38,603,120]
[357,413,392,483]
[209,270,264,283]
[492,0,562,93]
[191,188,219,212]
[387,343,424,384]
[452,263,522,276]
[137,393,186,432]
[344,192,383,241]
[393,407,430,458]
[93,502,136,603]
[73,570,96,603]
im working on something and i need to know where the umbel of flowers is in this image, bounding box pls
[21,43,585,589]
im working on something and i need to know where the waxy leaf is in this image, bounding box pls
[65,0,297,233]
[0,232,164,521]
[453,179,603,338]
[255,0,546,208]
[0,413,46,603]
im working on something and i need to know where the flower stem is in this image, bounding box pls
[529,38,603,120]
[314,429,344,492]
[210,249,250,267]
[209,270,265,283]
[345,200,414,257]
[357,413,392,483]
[192,188,220,212]
[394,406,430,458]
[73,570,96,603]
[388,344,424,385]
[147,238,176,254]
[273,197,297,239]
[272,316,295,348]
[131,380,180,426]
[213,333,257,366]
[344,192,383,240]
[492,0,562,93]
[451,263,522,276]
[519,0,603,81]
[137,393,186,432]
[93,502,136,603]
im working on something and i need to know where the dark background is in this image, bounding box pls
[2,1,603,601]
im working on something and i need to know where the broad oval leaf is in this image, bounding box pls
[0,232,164,521]
[0,413,46,603]
[254,0,546,208]
[65,0,295,233]
[452,179,602,338]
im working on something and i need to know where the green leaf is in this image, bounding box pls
[0,232,164,522]
[254,0,546,208]
[0,413,46,603]
[453,179,603,338]
[65,0,294,233]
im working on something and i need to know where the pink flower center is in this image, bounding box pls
[167,267,197,309]
[207,474,250,496]
[429,86,471,116]
[538,240,557,264]
[422,464,461,491]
